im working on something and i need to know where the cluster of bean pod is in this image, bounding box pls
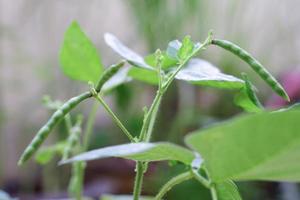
[18,62,124,165]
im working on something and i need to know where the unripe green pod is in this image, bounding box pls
[95,60,125,92]
[18,92,92,165]
[62,117,83,160]
[212,39,289,101]
[242,73,263,108]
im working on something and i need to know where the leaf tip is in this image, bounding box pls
[58,159,68,166]
[17,159,24,166]
[104,32,115,43]
[283,93,291,102]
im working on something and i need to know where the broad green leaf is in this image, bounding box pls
[166,40,181,59]
[102,66,132,93]
[145,51,178,70]
[234,90,262,113]
[178,35,194,60]
[101,195,153,200]
[175,59,245,89]
[186,110,300,182]
[60,21,103,84]
[128,67,159,85]
[214,180,242,200]
[104,33,153,70]
[60,142,194,165]
[35,142,65,165]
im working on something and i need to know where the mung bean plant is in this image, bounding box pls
[19,21,300,200]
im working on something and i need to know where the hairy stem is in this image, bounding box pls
[133,161,144,200]
[133,33,212,200]
[155,171,193,200]
[210,185,218,200]
[202,167,218,200]
[83,100,99,150]
[191,169,211,188]
[94,94,135,142]
[63,114,84,200]
[132,91,163,200]
[139,91,163,141]
[68,161,86,200]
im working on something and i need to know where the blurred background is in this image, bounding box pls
[1,0,300,199]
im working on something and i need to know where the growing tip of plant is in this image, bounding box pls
[75,114,84,125]
[88,81,95,90]
[207,30,214,44]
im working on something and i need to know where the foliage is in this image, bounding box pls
[18,21,296,200]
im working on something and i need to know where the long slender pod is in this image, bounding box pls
[18,91,92,165]
[95,60,125,92]
[62,116,83,160]
[211,39,289,101]
[241,73,263,108]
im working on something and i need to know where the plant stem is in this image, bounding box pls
[191,169,211,188]
[155,171,193,200]
[68,161,86,200]
[133,161,144,200]
[94,94,135,142]
[139,90,163,141]
[133,60,164,200]
[133,33,212,200]
[210,185,218,200]
[202,167,218,200]
[62,114,84,200]
[83,100,99,150]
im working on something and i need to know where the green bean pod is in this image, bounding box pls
[95,60,125,92]
[211,39,289,101]
[62,120,82,160]
[18,91,92,165]
[242,73,263,108]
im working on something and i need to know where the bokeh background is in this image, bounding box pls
[1,0,300,199]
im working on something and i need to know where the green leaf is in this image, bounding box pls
[60,142,194,165]
[128,67,159,85]
[101,195,153,200]
[175,59,245,89]
[166,40,181,59]
[185,110,300,182]
[214,180,242,200]
[60,21,103,84]
[104,33,153,70]
[234,90,262,113]
[35,148,55,165]
[178,35,195,60]
[35,142,65,165]
[145,51,178,70]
